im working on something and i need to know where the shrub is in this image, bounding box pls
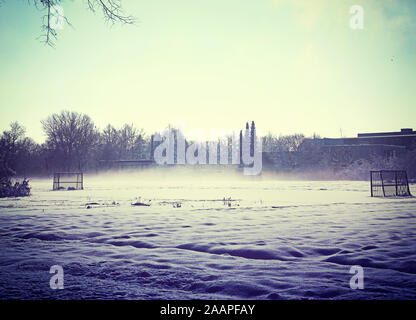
[0,178,31,198]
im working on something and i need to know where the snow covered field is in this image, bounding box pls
[1,169,415,299]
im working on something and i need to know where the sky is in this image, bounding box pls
[0,0,415,143]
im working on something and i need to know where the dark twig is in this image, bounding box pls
[2,0,134,46]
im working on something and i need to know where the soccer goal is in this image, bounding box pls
[370,170,411,197]
[53,172,84,191]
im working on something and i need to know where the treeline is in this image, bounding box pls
[0,111,152,181]
[1,113,302,179]
[1,110,416,185]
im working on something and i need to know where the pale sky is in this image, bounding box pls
[0,0,415,143]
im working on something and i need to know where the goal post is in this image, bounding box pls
[370,170,411,197]
[53,172,84,191]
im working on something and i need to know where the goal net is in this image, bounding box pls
[370,170,411,197]
[53,172,84,191]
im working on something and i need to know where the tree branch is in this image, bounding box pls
[2,0,134,47]
[88,0,135,25]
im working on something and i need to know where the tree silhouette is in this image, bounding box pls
[42,111,99,170]
[2,0,134,47]
[250,121,255,157]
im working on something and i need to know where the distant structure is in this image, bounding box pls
[99,159,155,170]
[99,134,156,170]
[99,122,258,170]
[313,128,416,160]
[262,128,416,170]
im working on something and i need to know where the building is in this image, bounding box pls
[315,128,416,161]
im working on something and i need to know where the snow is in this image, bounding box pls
[0,169,415,299]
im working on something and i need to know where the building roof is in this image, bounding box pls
[357,128,415,138]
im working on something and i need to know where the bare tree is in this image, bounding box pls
[262,133,305,153]
[99,124,120,160]
[42,111,99,170]
[98,124,148,161]
[279,134,305,152]
[119,124,148,159]
[4,0,135,47]
[0,122,26,181]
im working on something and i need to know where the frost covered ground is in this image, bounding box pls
[0,169,415,299]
